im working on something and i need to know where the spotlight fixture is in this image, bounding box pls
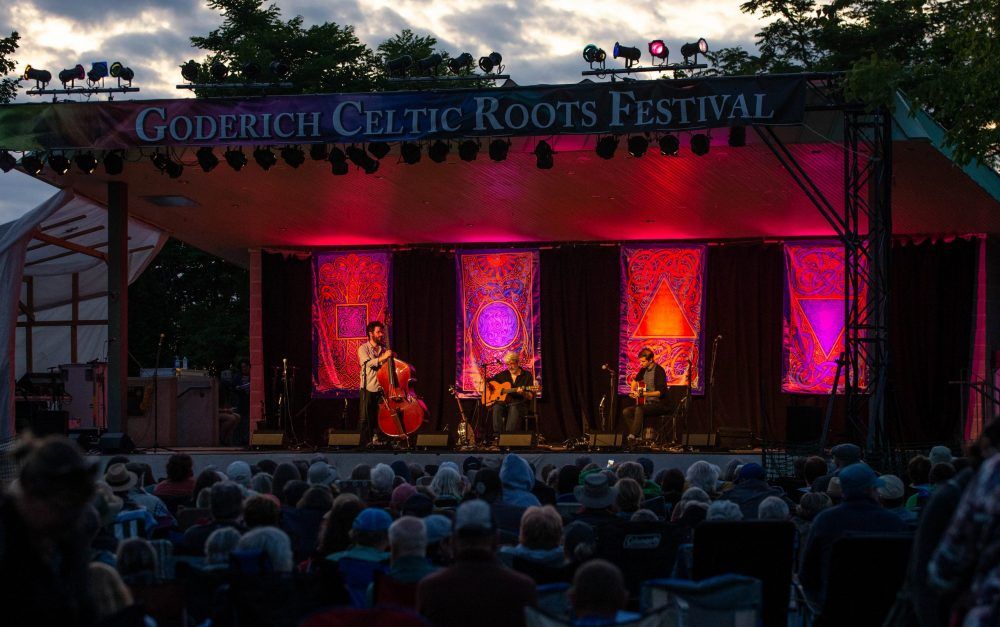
[416,53,442,75]
[103,151,124,175]
[680,38,709,63]
[74,152,98,174]
[210,61,228,82]
[387,55,413,77]
[328,147,349,175]
[87,62,109,83]
[23,65,52,87]
[269,60,290,78]
[47,153,71,175]
[428,140,450,163]
[534,141,554,170]
[180,60,200,82]
[478,52,503,73]
[281,146,305,168]
[342,146,379,174]
[400,142,421,165]
[0,150,16,173]
[253,147,278,171]
[627,135,649,158]
[58,64,85,86]
[458,139,479,162]
[613,42,642,68]
[164,160,184,179]
[488,139,510,162]
[728,125,746,147]
[224,148,248,171]
[309,144,329,161]
[595,136,618,160]
[658,134,680,156]
[242,62,261,80]
[195,147,219,172]
[109,62,134,82]
[447,52,474,74]
[648,40,668,62]
[690,133,710,156]
[367,142,390,160]
[151,152,169,172]
[20,154,44,175]
[582,44,606,65]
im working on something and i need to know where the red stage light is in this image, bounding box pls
[648,40,668,61]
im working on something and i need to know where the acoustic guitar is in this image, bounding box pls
[484,380,541,407]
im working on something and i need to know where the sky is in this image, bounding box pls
[0,0,768,223]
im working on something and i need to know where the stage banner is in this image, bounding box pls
[455,249,541,397]
[782,241,864,394]
[0,75,807,151]
[312,250,391,398]
[619,245,706,394]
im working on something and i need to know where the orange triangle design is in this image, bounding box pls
[634,276,696,338]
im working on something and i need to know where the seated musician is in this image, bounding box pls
[490,351,535,435]
[621,347,670,440]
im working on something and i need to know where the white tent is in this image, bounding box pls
[1,190,167,441]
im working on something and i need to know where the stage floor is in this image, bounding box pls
[91,446,764,479]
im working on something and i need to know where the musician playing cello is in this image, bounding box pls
[358,320,393,444]
[621,347,670,440]
[490,351,535,436]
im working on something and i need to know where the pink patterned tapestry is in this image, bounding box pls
[312,251,391,398]
[455,250,541,397]
[619,245,706,394]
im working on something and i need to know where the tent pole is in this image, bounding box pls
[107,182,129,434]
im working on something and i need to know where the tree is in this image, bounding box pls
[0,31,20,104]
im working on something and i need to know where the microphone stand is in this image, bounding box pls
[708,335,722,440]
[151,333,172,452]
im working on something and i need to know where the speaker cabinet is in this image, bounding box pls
[589,432,623,449]
[499,432,535,448]
[99,432,135,454]
[327,430,362,448]
[68,428,101,451]
[415,431,451,448]
[716,427,754,449]
[250,430,285,448]
[683,433,717,448]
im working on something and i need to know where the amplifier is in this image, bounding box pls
[250,430,284,448]
[684,433,717,448]
[327,430,362,448]
[415,431,451,448]
[717,427,754,449]
[499,432,535,448]
[589,432,623,449]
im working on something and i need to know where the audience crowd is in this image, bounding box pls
[0,418,998,627]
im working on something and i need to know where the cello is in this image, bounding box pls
[375,316,428,441]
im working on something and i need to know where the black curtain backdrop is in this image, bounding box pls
[260,239,977,447]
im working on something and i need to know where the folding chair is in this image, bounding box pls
[641,574,762,627]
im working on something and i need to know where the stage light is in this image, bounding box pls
[648,40,668,62]
[242,62,261,80]
[253,147,277,171]
[680,38,709,62]
[150,152,168,172]
[691,133,710,156]
[103,151,124,175]
[478,52,503,73]
[58,64,85,86]
[582,44,606,64]
[0,150,17,173]
[23,65,52,86]
[628,135,649,158]
[269,60,290,78]
[367,142,390,160]
[74,153,98,174]
[210,61,228,82]
[659,134,680,156]
[416,53,442,74]
[224,148,247,171]
[458,139,479,162]
[488,139,510,161]
[534,141,554,170]
[281,146,305,168]
[728,125,746,147]
[448,52,474,74]
[387,55,413,77]
[20,154,44,175]
[109,62,133,82]
[428,140,450,163]
[87,62,108,82]
[613,42,642,67]
[346,145,380,173]
[180,60,200,82]
[195,147,219,172]
[164,160,183,179]
[47,153,71,175]
[400,142,421,165]
[595,135,618,160]
[309,144,328,161]
[328,147,349,175]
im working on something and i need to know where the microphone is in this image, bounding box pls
[282,358,288,377]
[714,334,723,342]
[601,363,609,370]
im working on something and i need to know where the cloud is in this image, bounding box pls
[0,170,57,224]
[27,0,202,27]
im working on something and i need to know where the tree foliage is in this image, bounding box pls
[0,31,20,104]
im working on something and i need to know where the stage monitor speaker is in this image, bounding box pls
[717,427,754,449]
[415,431,451,448]
[589,432,623,449]
[327,430,362,448]
[68,428,101,451]
[786,406,823,445]
[99,432,135,454]
[499,432,535,448]
[684,433,717,448]
[27,410,68,437]
[250,430,285,448]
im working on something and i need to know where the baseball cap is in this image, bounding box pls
[877,474,905,500]
[831,443,862,464]
[838,463,884,496]
[424,514,454,544]
[352,508,393,532]
[737,462,766,481]
[929,446,953,466]
[454,499,493,533]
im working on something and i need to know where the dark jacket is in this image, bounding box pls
[717,478,789,520]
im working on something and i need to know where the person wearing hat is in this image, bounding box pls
[799,463,906,606]
[716,462,790,520]
[327,507,392,565]
[811,443,862,493]
[307,461,338,488]
[417,500,537,627]
[423,514,454,566]
[876,474,917,526]
[573,472,621,530]
[105,462,174,532]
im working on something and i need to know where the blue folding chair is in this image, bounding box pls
[641,574,762,627]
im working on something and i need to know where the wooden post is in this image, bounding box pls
[107,182,129,433]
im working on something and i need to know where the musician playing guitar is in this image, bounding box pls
[357,320,393,445]
[489,351,535,437]
[621,347,670,440]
